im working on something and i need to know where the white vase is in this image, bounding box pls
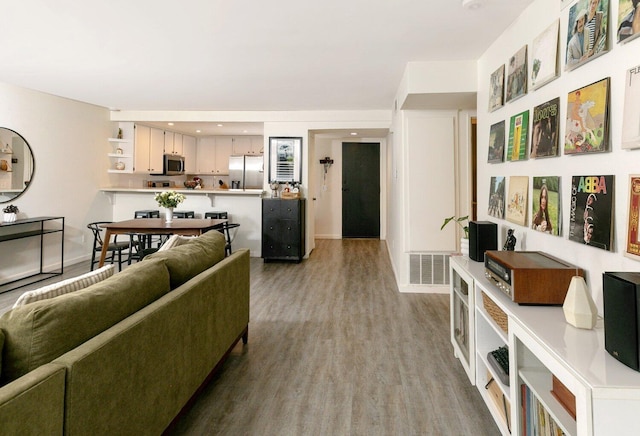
[164,207,174,223]
[460,238,469,257]
[3,212,17,223]
[563,276,597,329]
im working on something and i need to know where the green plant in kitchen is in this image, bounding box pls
[440,215,469,239]
[3,204,19,214]
[154,191,186,208]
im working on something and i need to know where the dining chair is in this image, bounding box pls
[218,222,240,256]
[87,221,134,271]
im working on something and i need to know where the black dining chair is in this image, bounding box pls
[87,221,134,271]
[218,222,240,256]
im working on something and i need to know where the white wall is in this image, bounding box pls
[477,0,640,313]
[0,82,113,281]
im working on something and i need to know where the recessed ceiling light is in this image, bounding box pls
[196,129,201,133]
[168,122,174,126]
[217,124,223,127]
[243,130,248,133]
[350,132,358,136]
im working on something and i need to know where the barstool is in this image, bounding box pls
[173,211,195,218]
[205,211,228,219]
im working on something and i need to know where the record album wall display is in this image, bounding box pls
[506,176,529,226]
[561,0,574,9]
[532,176,561,236]
[489,65,505,112]
[488,121,506,163]
[618,0,640,43]
[531,97,560,158]
[565,0,609,71]
[626,175,640,258]
[506,45,528,102]
[622,65,640,149]
[569,175,614,251]
[507,110,530,161]
[531,20,560,90]
[488,176,506,219]
[564,77,610,155]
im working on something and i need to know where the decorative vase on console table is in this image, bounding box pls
[3,204,19,223]
[460,238,469,257]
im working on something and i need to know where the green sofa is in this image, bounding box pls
[0,230,250,435]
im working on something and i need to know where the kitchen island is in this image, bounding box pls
[100,187,264,257]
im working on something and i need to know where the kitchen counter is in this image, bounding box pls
[100,187,265,196]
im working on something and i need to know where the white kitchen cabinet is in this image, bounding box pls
[195,136,216,174]
[451,258,640,436]
[165,131,183,155]
[215,137,232,174]
[231,136,263,155]
[134,125,164,173]
[183,135,196,173]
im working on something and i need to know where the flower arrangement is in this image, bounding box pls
[3,204,19,214]
[154,191,185,208]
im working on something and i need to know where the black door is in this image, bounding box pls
[342,142,380,238]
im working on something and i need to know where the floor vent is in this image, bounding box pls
[409,253,451,285]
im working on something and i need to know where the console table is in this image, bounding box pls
[0,216,64,293]
[450,255,640,435]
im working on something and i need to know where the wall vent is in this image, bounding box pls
[409,253,451,285]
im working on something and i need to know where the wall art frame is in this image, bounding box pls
[268,136,302,184]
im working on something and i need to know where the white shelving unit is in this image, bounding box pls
[450,257,640,436]
[107,126,134,173]
[450,256,475,384]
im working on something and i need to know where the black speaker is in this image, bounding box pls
[469,221,498,262]
[603,272,640,371]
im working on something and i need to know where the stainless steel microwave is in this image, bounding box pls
[163,154,185,175]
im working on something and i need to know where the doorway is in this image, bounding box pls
[342,142,380,238]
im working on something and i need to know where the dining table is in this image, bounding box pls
[98,218,227,267]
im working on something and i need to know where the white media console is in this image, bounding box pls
[450,255,640,435]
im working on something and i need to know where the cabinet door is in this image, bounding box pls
[183,135,196,173]
[173,133,183,155]
[134,124,151,172]
[164,131,173,155]
[196,137,216,173]
[215,137,232,174]
[149,128,165,173]
[250,136,264,154]
[232,136,251,155]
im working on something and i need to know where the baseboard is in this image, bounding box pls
[315,234,342,239]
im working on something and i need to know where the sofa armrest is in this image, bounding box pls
[0,363,66,434]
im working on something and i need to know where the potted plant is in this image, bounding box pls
[441,215,469,256]
[3,204,19,223]
[154,191,185,223]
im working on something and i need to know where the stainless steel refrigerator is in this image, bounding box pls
[228,155,264,189]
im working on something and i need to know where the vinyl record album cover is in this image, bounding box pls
[564,77,610,154]
[488,121,506,163]
[532,176,561,235]
[488,176,506,219]
[622,65,640,149]
[565,0,609,71]
[618,0,640,43]
[489,65,505,112]
[531,20,560,90]
[626,175,640,258]
[569,175,614,250]
[531,97,560,158]
[506,176,529,226]
[507,110,529,161]
[506,45,528,102]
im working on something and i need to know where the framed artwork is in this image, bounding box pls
[626,175,640,259]
[531,20,560,90]
[532,176,561,236]
[489,65,505,112]
[506,176,529,226]
[507,110,529,161]
[268,137,302,183]
[506,45,528,102]
[622,65,640,149]
[488,121,506,163]
[569,175,614,250]
[618,0,640,43]
[488,176,506,219]
[564,77,610,155]
[531,97,560,158]
[565,0,609,71]
[562,0,575,9]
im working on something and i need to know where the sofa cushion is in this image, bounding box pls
[0,329,4,376]
[0,258,171,384]
[157,234,193,252]
[12,264,115,308]
[145,230,225,288]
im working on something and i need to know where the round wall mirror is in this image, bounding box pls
[0,127,35,203]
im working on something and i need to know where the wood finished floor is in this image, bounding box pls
[0,240,499,435]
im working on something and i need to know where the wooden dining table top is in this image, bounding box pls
[99,218,227,235]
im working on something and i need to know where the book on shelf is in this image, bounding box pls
[521,383,566,436]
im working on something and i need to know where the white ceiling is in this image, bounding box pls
[1,0,531,135]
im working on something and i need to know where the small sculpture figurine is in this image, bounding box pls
[503,229,516,251]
